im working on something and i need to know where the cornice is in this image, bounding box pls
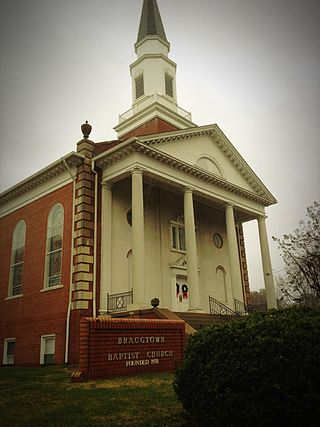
[114,101,196,137]
[135,36,170,53]
[0,152,84,206]
[94,140,275,206]
[130,53,176,71]
[138,124,277,204]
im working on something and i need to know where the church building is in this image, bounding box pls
[0,0,277,366]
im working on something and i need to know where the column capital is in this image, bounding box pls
[225,202,234,209]
[184,186,195,194]
[257,214,268,222]
[101,181,113,190]
[130,166,145,176]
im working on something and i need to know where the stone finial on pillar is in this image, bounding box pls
[77,121,95,158]
[81,120,92,139]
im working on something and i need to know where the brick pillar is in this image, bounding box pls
[236,224,251,305]
[72,137,96,312]
[225,204,243,305]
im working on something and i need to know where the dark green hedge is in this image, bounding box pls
[174,307,320,426]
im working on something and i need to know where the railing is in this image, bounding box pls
[209,296,239,317]
[118,93,192,123]
[234,299,267,315]
[107,289,133,314]
[234,299,248,316]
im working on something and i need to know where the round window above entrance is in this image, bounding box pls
[213,233,223,249]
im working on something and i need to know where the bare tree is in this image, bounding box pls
[273,201,320,305]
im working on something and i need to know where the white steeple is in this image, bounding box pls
[114,0,196,140]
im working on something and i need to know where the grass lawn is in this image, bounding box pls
[0,367,189,426]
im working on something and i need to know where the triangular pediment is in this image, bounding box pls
[138,124,276,204]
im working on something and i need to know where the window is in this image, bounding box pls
[216,266,227,302]
[127,208,132,226]
[196,156,223,176]
[8,220,26,297]
[40,335,56,365]
[165,73,173,97]
[45,204,64,288]
[171,224,186,252]
[3,338,16,365]
[135,75,144,99]
[213,233,223,249]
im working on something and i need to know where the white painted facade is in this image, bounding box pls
[96,124,277,313]
[107,0,278,314]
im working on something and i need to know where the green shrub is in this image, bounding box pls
[174,307,320,426]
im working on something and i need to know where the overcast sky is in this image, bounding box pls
[1,0,319,291]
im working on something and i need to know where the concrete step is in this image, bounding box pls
[174,311,238,330]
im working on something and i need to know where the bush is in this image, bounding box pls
[174,307,320,426]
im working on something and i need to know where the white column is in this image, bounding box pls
[130,167,147,309]
[225,204,243,304]
[100,182,112,314]
[184,188,201,311]
[258,215,277,309]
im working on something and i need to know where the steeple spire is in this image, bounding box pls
[137,0,168,44]
[114,0,196,139]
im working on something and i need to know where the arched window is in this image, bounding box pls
[45,204,64,288]
[196,156,223,177]
[9,220,26,296]
[216,265,227,303]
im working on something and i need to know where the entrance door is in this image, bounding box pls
[175,276,189,312]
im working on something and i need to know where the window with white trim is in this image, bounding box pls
[3,338,16,365]
[8,220,26,297]
[135,74,144,99]
[170,223,186,252]
[40,335,56,365]
[44,204,64,288]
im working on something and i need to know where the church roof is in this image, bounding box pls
[94,124,277,208]
[137,0,168,43]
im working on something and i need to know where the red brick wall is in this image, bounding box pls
[236,224,251,305]
[78,318,185,379]
[120,118,179,141]
[0,183,73,366]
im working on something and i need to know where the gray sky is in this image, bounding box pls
[1,0,319,291]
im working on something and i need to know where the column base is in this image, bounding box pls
[98,310,110,317]
[187,307,204,313]
[127,302,151,311]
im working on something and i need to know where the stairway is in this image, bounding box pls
[174,311,238,331]
[110,307,237,334]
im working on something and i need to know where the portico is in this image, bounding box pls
[96,125,277,314]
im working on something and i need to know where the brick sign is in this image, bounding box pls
[75,317,185,380]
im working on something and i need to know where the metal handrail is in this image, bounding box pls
[234,299,267,315]
[234,299,248,315]
[107,289,133,313]
[209,296,239,316]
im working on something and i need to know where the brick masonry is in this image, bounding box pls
[0,184,73,365]
[72,138,96,313]
[120,117,179,141]
[75,318,185,380]
[236,224,251,305]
